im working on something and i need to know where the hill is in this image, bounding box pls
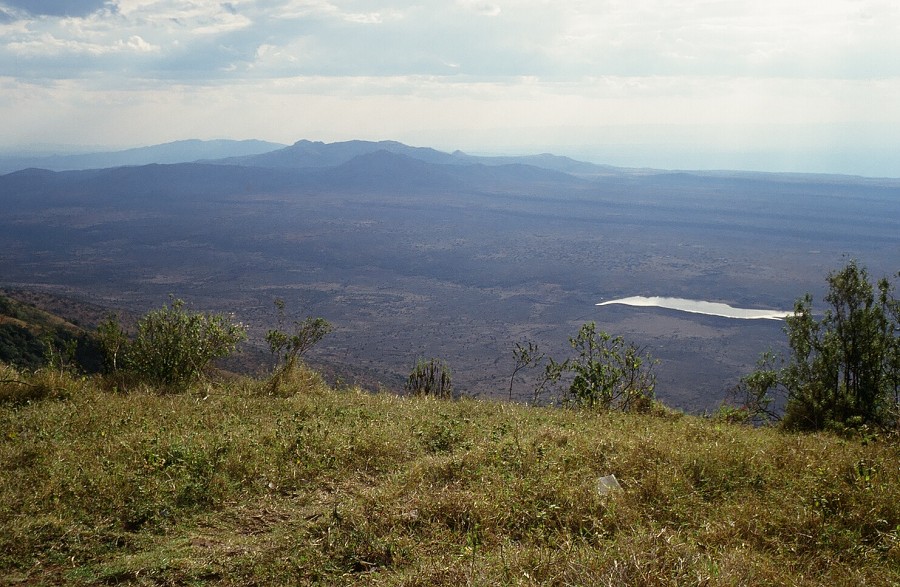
[0,365,897,585]
[0,290,105,372]
[0,139,286,174]
[215,138,621,176]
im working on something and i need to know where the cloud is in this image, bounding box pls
[274,0,388,24]
[3,0,900,82]
[1,0,108,17]
[455,0,501,17]
[7,31,159,56]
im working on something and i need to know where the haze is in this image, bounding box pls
[2,0,900,176]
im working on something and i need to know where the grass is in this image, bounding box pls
[1,364,898,585]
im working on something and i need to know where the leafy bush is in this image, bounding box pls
[97,298,246,390]
[541,322,656,411]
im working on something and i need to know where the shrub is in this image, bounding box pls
[97,298,246,390]
[545,322,656,411]
[722,352,783,425]
[405,358,453,398]
[508,340,544,401]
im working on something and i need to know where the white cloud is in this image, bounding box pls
[121,34,156,51]
[7,31,160,55]
[455,0,501,17]
[274,0,389,23]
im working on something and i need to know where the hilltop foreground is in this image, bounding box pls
[1,365,898,585]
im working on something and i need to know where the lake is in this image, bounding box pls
[596,296,793,320]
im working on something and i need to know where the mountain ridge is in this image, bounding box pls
[0,139,287,174]
[4,137,899,183]
[0,149,589,203]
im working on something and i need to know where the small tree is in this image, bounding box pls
[743,261,899,431]
[509,340,544,401]
[534,323,656,411]
[406,358,453,399]
[96,313,128,373]
[41,333,79,376]
[721,352,783,425]
[265,299,332,394]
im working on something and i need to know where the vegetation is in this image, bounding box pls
[0,293,103,373]
[529,322,657,411]
[509,340,543,400]
[1,362,898,585]
[738,261,899,432]
[97,298,246,390]
[265,299,333,395]
[406,357,453,398]
[1,263,898,583]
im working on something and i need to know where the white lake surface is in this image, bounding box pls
[596,296,793,320]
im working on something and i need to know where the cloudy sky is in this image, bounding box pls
[1,0,899,175]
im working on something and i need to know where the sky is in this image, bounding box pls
[1,0,900,176]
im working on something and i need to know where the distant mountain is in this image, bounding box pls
[316,149,465,193]
[0,163,307,208]
[214,139,621,177]
[1,137,626,178]
[448,151,623,176]
[0,139,286,173]
[0,150,588,206]
[216,139,461,169]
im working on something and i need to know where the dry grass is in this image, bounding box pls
[1,363,898,585]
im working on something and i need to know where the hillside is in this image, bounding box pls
[1,364,897,585]
[0,291,104,372]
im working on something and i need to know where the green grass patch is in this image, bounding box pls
[1,363,898,585]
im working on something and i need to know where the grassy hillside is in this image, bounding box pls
[1,364,897,585]
[0,292,104,372]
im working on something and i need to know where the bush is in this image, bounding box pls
[97,299,246,390]
[405,358,453,398]
[542,322,656,411]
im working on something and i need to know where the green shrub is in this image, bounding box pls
[97,298,246,390]
[406,358,453,398]
[541,322,656,411]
